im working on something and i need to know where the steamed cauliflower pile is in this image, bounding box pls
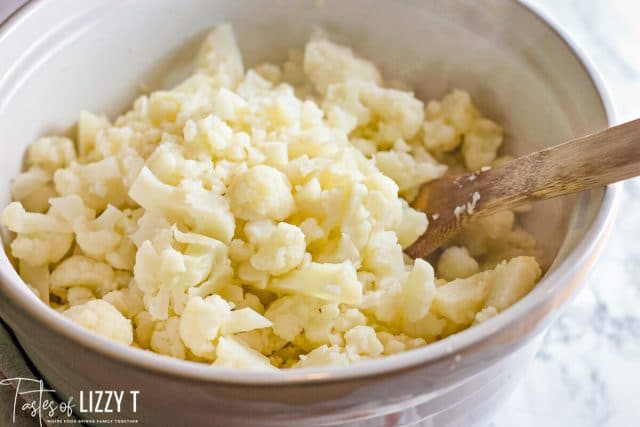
[0,24,541,370]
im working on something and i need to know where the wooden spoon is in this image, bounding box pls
[405,118,640,259]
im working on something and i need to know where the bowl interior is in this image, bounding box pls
[0,0,610,378]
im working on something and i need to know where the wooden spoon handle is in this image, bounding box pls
[476,117,640,214]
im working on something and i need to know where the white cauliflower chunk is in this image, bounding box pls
[129,167,235,242]
[178,295,231,360]
[250,222,306,275]
[270,261,362,305]
[150,317,186,359]
[485,256,541,310]
[27,137,76,172]
[77,110,111,157]
[462,118,504,171]
[436,246,480,281]
[375,149,446,194]
[345,325,384,358]
[214,336,276,370]
[54,157,127,210]
[50,255,117,297]
[304,36,381,94]
[295,345,350,368]
[63,300,133,345]
[227,165,294,221]
[402,259,436,322]
[432,269,496,325]
[9,232,74,266]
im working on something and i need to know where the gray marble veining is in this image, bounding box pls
[493,1,640,426]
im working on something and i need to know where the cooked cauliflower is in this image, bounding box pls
[63,300,133,345]
[0,24,541,369]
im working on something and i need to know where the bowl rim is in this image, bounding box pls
[0,0,620,386]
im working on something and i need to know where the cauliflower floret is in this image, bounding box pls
[67,287,95,307]
[74,205,124,260]
[461,118,503,171]
[250,222,306,275]
[485,256,541,310]
[10,232,74,266]
[77,111,111,157]
[396,200,428,249]
[183,114,234,158]
[134,241,210,320]
[432,270,494,325]
[129,167,235,242]
[402,259,436,322]
[1,201,71,234]
[374,149,447,195]
[362,231,406,289]
[264,295,313,341]
[178,295,231,360]
[344,325,384,359]
[294,344,350,368]
[227,165,294,221]
[422,119,460,152]
[27,137,76,172]
[376,332,427,355]
[214,336,276,370]
[50,255,117,297]
[425,90,478,136]
[102,286,146,319]
[10,167,53,213]
[63,299,133,345]
[303,36,381,94]
[54,157,127,210]
[324,81,424,145]
[269,261,362,305]
[150,317,186,359]
[436,246,480,281]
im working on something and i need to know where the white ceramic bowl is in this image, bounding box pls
[0,1,618,426]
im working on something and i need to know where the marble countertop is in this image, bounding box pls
[493,1,640,426]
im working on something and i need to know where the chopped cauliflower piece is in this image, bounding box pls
[402,259,436,322]
[77,111,111,157]
[344,325,384,358]
[295,344,350,368]
[50,255,117,297]
[485,256,541,310]
[436,246,480,281]
[27,137,76,173]
[250,222,306,275]
[270,261,362,305]
[304,36,381,94]
[178,295,231,360]
[214,336,276,370]
[432,271,493,325]
[63,299,133,345]
[227,165,294,221]
[462,118,503,171]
